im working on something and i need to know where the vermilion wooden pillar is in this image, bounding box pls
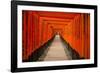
[22,11,27,60]
[22,11,33,61]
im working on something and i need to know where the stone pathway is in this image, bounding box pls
[42,35,69,61]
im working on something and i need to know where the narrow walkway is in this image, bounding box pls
[39,34,71,61]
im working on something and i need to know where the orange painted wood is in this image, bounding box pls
[22,11,90,61]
